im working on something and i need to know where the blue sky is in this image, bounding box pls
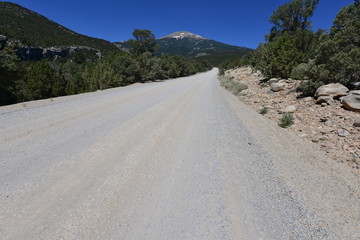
[5,0,354,49]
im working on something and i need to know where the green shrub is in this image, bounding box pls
[298,79,324,97]
[220,75,234,88]
[232,82,248,95]
[259,33,304,79]
[279,113,294,128]
[259,107,269,115]
[220,76,248,95]
[291,63,311,80]
[223,81,233,89]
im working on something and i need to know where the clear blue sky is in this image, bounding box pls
[4,0,354,49]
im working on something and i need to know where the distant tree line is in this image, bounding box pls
[0,29,211,106]
[224,0,360,96]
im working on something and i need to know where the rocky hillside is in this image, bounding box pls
[221,67,360,174]
[114,31,252,64]
[0,2,117,55]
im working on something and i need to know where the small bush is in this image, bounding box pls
[222,77,234,89]
[290,63,311,80]
[231,82,248,95]
[220,76,248,95]
[279,113,294,128]
[259,107,269,115]
[298,80,324,97]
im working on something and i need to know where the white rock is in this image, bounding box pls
[270,82,286,92]
[281,105,297,113]
[315,83,349,99]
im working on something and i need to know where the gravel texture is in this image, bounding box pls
[0,69,359,239]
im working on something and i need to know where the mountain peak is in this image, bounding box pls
[160,31,206,40]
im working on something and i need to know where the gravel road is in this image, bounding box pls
[0,69,359,239]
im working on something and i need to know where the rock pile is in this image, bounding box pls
[223,67,360,173]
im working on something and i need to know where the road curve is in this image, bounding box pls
[0,69,359,239]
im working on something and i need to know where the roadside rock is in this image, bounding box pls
[337,129,350,137]
[319,115,330,122]
[354,119,360,127]
[268,78,279,84]
[270,82,286,92]
[320,128,335,134]
[324,120,332,126]
[316,96,333,104]
[239,89,254,96]
[252,70,263,78]
[281,105,297,113]
[223,66,360,172]
[315,84,349,99]
[303,97,313,102]
[342,90,360,112]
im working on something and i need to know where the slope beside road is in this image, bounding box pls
[0,69,359,239]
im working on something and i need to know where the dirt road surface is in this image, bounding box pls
[0,69,359,239]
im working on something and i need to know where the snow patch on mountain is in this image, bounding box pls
[160,31,206,40]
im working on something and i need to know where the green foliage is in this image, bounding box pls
[60,60,86,95]
[257,0,323,79]
[220,75,248,95]
[221,0,322,77]
[0,25,211,106]
[115,33,253,68]
[291,63,311,79]
[127,29,159,56]
[155,37,252,59]
[218,0,360,98]
[298,79,324,96]
[232,82,248,94]
[278,113,294,128]
[268,0,320,40]
[226,0,321,80]
[259,33,304,78]
[303,1,360,88]
[196,50,253,67]
[19,61,64,101]
[0,50,22,105]
[259,107,269,115]
[110,52,141,85]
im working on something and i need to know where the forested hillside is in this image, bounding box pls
[0,2,210,106]
[0,2,117,54]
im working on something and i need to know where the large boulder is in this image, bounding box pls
[270,82,286,92]
[342,90,360,112]
[315,83,349,99]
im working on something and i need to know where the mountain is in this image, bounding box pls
[114,31,253,65]
[161,31,205,40]
[0,2,117,55]
[157,31,252,58]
